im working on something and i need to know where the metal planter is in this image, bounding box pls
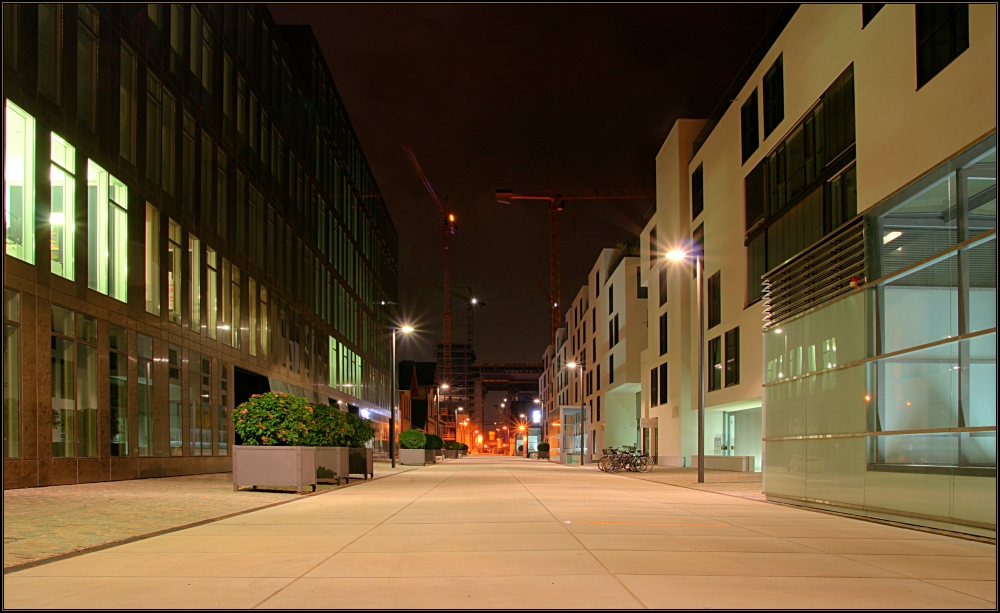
[232,445,317,493]
[400,448,435,465]
[316,447,350,485]
[348,447,375,480]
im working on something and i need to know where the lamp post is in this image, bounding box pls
[567,361,585,465]
[667,246,705,484]
[439,382,449,439]
[455,406,463,443]
[390,325,415,468]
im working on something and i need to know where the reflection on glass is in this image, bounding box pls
[882,252,958,354]
[50,133,76,280]
[76,343,98,457]
[51,336,76,457]
[169,345,183,456]
[138,334,153,456]
[109,341,128,457]
[880,173,957,278]
[5,101,36,264]
[3,316,20,458]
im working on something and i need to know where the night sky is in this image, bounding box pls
[268,4,777,364]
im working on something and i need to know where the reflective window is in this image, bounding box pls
[3,289,20,458]
[51,306,98,458]
[145,203,161,315]
[168,345,183,456]
[87,161,128,302]
[50,133,76,280]
[138,334,153,456]
[168,220,183,324]
[5,101,36,264]
[109,325,128,456]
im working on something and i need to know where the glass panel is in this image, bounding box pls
[880,173,957,278]
[189,350,201,456]
[248,277,257,356]
[109,349,128,457]
[109,174,129,302]
[52,336,76,457]
[880,342,959,432]
[145,203,160,315]
[76,315,96,344]
[168,220,183,324]
[882,252,958,354]
[231,266,240,350]
[109,324,126,352]
[876,432,959,466]
[3,321,20,458]
[168,345,183,456]
[967,237,996,334]
[51,305,74,337]
[50,133,76,280]
[218,364,228,456]
[138,335,153,456]
[968,332,997,429]
[87,161,109,293]
[189,235,201,330]
[201,357,212,455]
[206,248,217,339]
[6,101,36,264]
[3,288,20,322]
[76,343,98,457]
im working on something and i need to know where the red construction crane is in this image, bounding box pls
[404,146,457,390]
[496,188,655,344]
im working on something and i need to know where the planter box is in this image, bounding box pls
[444,449,459,459]
[233,445,317,493]
[316,447,350,485]
[400,448,436,465]
[433,449,444,458]
[348,447,375,480]
[537,451,550,460]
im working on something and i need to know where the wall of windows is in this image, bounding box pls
[763,139,996,532]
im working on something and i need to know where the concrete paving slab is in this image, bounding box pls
[256,575,644,609]
[591,550,907,577]
[787,537,998,556]
[303,550,608,578]
[13,551,329,578]
[924,579,998,603]
[839,554,998,580]
[341,532,583,553]
[577,533,819,553]
[617,575,996,609]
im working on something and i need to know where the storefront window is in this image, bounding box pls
[168,344,183,456]
[109,325,128,457]
[137,334,153,456]
[3,289,20,458]
[50,133,76,280]
[5,101,35,264]
[51,306,98,457]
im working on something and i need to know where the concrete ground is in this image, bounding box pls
[3,463,417,570]
[3,456,995,609]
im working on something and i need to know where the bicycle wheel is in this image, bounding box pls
[639,456,654,472]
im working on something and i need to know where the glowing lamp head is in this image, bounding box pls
[471,298,477,305]
[533,398,541,404]
[567,362,578,369]
[400,325,415,334]
[441,383,450,389]
[665,249,688,263]
[449,213,455,222]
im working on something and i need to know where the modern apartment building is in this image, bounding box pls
[639,4,995,535]
[3,5,399,488]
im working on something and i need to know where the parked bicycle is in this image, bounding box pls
[598,446,653,473]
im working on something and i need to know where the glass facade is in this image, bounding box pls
[763,138,997,531]
[3,289,20,458]
[51,306,98,458]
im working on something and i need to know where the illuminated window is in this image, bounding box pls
[206,248,218,339]
[167,220,182,324]
[50,133,77,280]
[189,234,201,330]
[145,203,161,315]
[87,161,128,303]
[5,101,36,264]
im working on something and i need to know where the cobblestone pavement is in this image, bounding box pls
[3,462,418,570]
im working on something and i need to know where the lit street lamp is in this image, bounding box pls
[666,245,705,484]
[390,324,416,468]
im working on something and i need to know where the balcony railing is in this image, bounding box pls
[762,215,866,326]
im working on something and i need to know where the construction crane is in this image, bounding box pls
[495,188,655,344]
[417,281,486,346]
[404,146,457,391]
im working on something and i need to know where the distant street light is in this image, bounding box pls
[391,324,416,468]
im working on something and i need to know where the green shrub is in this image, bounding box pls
[398,429,426,449]
[344,412,376,448]
[424,434,444,450]
[303,403,350,447]
[458,443,469,451]
[537,442,550,452]
[444,440,462,450]
[234,392,311,446]
[517,445,523,453]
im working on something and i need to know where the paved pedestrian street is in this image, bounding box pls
[3,456,995,609]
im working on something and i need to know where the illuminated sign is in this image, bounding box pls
[532,410,541,424]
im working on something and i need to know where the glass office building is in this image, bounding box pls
[763,136,996,536]
[3,5,398,487]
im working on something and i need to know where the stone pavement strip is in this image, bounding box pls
[3,462,417,570]
[3,456,995,609]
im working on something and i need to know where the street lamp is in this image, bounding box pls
[455,406,463,443]
[666,245,706,484]
[390,324,416,468]
[439,383,450,439]
[566,361,585,465]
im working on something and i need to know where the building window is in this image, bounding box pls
[597,364,601,391]
[725,327,740,386]
[182,112,195,209]
[260,286,269,359]
[190,8,213,92]
[659,312,668,356]
[206,248,218,339]
[120,43,137,164]
[169,3,183,73]
[146,72,162,185]
[614,314,620,346]
[862,4,884,27]
[763,55,784,138]
[38,3,62,103]
[5,101,36,264]
[708,272,722,329]
[50,133,76,280]
[109,325,128,457]
[87,161,129,302]
[741,88,759,164]
[595,271,600,296]
[223,54,234,120]
[650,367,658,408]
[77,5,99,132]
[4,4,19,70]
[248,278,258,356]
[659,363,669,406]
[3,289,21,458]
[691,164,704,219]
[916,4,969,89]
[189,234,201,330]
[596,396,601,422]
[658,265,668,306]
[609,354,614,384]
[168,344,182,456]
[201,132,214,227]
[218,364,228,455]
[217,151,228,235]
[648,226,657,267]
[608,283,614,314]
[231,264,241,350]
[189,351,211,455]
[167,220,182,324]
[708,336,722,391]
[145,203,161,315]
[138,334,153,456]
[51,305,98,458]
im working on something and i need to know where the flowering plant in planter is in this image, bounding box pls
[344,412,376,448]
[303,403,350,447]
[234,392,311,446]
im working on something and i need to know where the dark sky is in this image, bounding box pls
[268,4,776,364]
